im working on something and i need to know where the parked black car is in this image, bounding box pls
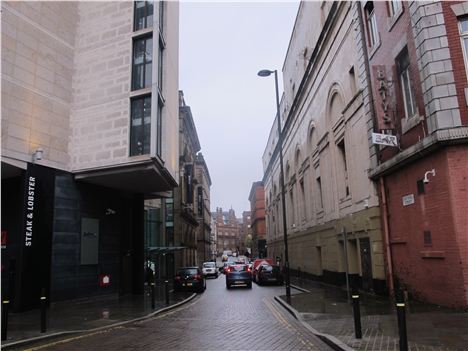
[256,264,283,285]
[226,264,252,289]
[174,267,206,293]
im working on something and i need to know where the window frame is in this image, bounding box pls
[134,1,154,32]
[129,95,152,156]
[388,0,402,18]
[396,47,417,119]
[132,35,153,91]
[459,16,468,80]
[365,2,379,48]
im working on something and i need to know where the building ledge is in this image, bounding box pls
[420,250,445,259]
[74,157,177,195]
[369,126,468,179]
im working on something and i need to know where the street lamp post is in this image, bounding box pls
[258,69,291,304]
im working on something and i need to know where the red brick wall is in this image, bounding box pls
[366,1,427,158]
[447,145,468,306]
[385,146,468,307]
[442,1,468,124]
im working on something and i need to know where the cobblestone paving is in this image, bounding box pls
[21,277,333,351]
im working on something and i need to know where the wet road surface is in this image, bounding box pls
[23,275,333,351]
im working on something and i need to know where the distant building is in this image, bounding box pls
[172,91,201,270]
[194,153,212,264]
[238,211,252,256]
[213,208,240,253]
[249,182,266,258]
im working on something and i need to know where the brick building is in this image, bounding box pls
[213,208,241,254]
[248,181,267,258]
[363,1,468,308]
[1,1,180,311]
[238,211,252,256]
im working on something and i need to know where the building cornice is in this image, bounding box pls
[369,126,468,179]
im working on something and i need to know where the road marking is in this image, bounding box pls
[263,298,317,350]
[23,326,124,351]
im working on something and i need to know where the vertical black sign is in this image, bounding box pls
[185,164,193,204]
[197,187,203,216]
[19,164,55,311]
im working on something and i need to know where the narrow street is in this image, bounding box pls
[23,277,332,351]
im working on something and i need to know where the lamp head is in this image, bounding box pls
[257,69,274,77]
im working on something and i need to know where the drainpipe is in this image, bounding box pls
[356,2,394,296]
[380,177,394,296]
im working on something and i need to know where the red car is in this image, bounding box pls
[251,258,274,281]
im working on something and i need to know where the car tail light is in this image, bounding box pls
[247,267,251,273]
[227,267,232,273]
[195,274,202,280]
[175,276,181,281]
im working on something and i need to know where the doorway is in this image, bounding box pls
[359,238,373,291]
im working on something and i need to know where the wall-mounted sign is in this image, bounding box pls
[99,274,111,287]
[372,65,395,130]
[372,132,398,147]
[402,194,415,206]
[1,230,6,249]
[24,176,37,247]
[81,218,99,265]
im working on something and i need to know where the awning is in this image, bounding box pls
[74,157,177,195]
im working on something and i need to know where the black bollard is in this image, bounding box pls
[151,282,155,310]
[351,292,362,339]
[40,294,47,333]
[165,280,169,305]
[396,290,408,351]
[2,299,9,341]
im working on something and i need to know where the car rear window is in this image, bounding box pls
[177,268,198,275]
[203,263,215,268]
[231,265,248,272]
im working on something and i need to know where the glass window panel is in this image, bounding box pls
[145,63,152,88]
[146,38,153,61]
[460,17,468,33]
[134,40,145,64]
[132,65,143,91]
[159,1,164,34]
[158,47,163,88]
[132,37,152,90]
[130,97,151,156]
[134,1,153,31]
[147,1,154,28]
[144,97,151,117]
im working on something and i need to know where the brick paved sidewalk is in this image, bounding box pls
[2,285,195,349]
[279,277,468,351]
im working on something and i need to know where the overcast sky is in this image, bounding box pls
[179,1,299,217]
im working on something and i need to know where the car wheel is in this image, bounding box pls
[226,283,230,289]
[248,282,252,289]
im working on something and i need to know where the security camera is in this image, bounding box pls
[423,169,436,184]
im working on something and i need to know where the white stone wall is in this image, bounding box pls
[1,1,78,170]
[69,1,133,170]
[2,1,179,182]
[410,1,461,132]
[262,2,384,280]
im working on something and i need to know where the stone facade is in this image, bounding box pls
[194,153,212,264]
[173,91,201,269]
[1,1,180,311]
[262,2,386,294]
